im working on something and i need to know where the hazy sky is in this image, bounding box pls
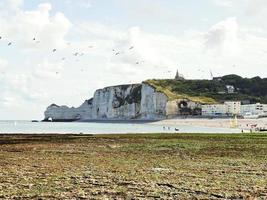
[0,0,267,120]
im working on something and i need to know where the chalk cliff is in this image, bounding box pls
[44,83,201,121]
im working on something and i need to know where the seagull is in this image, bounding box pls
[0,36,2,39]
[136,62,139,65]
[129,46,134,50]
[115,52,120,56]
[74,52,79,56]
[8,42,12,46]
[33,38,36,41]
[52,49,57,52]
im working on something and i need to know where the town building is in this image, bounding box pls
[202,101,241,117]
[241,103,267,118]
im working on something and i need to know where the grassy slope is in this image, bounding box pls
[144,79,217,104]
[0,133,267,199]
[144,75,267,104]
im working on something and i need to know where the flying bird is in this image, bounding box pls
[74,52,79,56]
[0,36,2,39]
[33,38,36,41]
[62,57,66,60]
[115,52,120,56]
[52,49,57,52]
[136,62,139,65]
[88,45,93,48]
[129,46,134,50]
[8,42,12,46]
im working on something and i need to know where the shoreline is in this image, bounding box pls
[41,117,267,130]
[151,117,267,130]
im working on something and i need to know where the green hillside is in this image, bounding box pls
[144,74,267,104]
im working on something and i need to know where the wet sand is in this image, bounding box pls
[1,133,267,199]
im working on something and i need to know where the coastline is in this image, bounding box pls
[151,117,267,130]
[42,117,267,130]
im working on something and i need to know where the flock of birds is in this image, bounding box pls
[0,35,147,75]
[0,35,238,78]
[1,35,137,60]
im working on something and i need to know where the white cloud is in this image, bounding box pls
[246,0,267,15]
[0,2,72,50]
[0,58,8,71]
[212,0,233,7]
[205,17,239,56]
[7,0,23,10]
[33,60,63,79]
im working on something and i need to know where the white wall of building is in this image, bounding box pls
[202,101,241,116]
[202,104,227,116]
[241,103,267,117]
[225,101,241,115]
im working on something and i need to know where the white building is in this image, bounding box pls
[241,103,267,118]
[202,101,241,117]
[225,101,241,115]
[226,85,235,94]
[202,104,227,116]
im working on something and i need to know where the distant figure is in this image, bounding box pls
[163,126,166,130]
[175,128,179,132]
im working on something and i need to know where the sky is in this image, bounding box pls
[0,0,267,120]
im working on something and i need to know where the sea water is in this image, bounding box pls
[0,120,241,134]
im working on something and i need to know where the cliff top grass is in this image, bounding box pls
[144,79,217,104]
[0,133,267,199]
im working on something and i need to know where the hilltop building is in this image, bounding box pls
[226,85,235,94]
[175,70,185,80]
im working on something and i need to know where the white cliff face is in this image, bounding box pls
[44,99,93,121]
[91,84,142,119]
[44,83,200,121]
[140,83,168,119]
[44,84,143,121]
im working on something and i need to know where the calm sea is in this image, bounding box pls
[0,120,241,134]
